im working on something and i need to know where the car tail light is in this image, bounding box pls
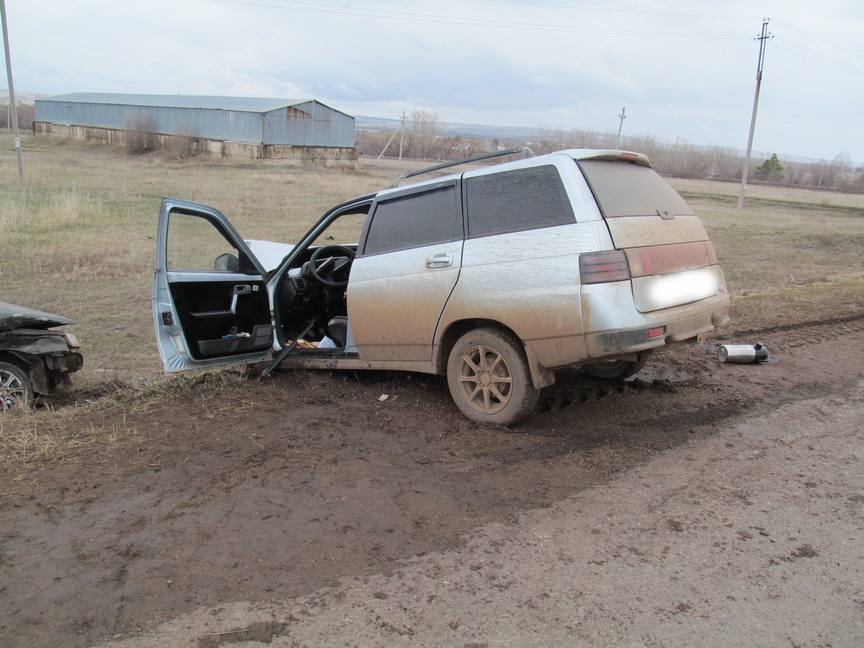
[580,250,630,284]
[624,241,717,278]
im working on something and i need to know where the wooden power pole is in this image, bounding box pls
[1,0,23,180]
[737,19,771,212]
[616,107,626,146]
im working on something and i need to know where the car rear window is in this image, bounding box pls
[577,160,694,218]
[465,164,575,238]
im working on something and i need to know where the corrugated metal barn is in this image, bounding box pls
[34,93,356,159]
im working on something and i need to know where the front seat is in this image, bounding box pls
[327,316,349,348]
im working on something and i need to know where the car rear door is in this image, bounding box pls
[154,198,274,373]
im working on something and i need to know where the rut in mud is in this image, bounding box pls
[1,310,863,648]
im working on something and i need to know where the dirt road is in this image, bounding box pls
[2,308,863,647]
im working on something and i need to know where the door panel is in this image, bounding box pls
[154,199,273,373]
[167,274,272,359]
[347,241,462,362]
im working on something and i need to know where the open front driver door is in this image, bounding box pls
[153,198,274,373]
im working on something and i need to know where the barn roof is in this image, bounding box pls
[38,93,343,115]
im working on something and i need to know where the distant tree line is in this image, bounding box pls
[357,110,500,161]
[0,102,35,130]
[357,112,864,194]
[8,100,862,193]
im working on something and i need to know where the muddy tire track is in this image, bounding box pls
[731,312,864,351]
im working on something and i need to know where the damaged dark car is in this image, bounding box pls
[0,302,84,411]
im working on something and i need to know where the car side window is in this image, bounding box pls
[465,165,575,238]
[362,184,460,256]
[167,212,240,271]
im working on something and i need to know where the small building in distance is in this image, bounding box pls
[34,93,356,160]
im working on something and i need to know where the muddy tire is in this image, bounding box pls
[0,362,34,412]
[582,352,650,381]
[447,328,539,426]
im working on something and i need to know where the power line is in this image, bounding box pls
[772,38,864,78]
[208,0,748,38]
[772,19,864,61]
[479,0,759,21]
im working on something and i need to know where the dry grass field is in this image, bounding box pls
[1,136,863,648]
[668,176,864,209]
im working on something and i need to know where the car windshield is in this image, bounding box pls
[307,207,369,248]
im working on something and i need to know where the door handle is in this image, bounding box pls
[230,284,253,313]
[426,252,453,269]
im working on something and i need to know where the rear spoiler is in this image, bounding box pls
[571,149,653,168]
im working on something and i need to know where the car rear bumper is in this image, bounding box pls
[581,287,730,358]
[525,286,729,370]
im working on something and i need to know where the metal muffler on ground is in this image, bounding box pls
[717,342,769,364]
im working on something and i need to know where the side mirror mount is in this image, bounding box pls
[215,253,240,272]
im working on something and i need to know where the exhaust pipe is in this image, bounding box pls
[718,342,768,364]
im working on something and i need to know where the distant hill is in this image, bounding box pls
[355,115,538,141]
[355,115,846,165]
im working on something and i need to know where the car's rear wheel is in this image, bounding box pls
[447,328,539,426]
[0,362,34,412]
[581,352,650,380]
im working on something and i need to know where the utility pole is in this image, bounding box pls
[398,110,406,162]
[1,0,23,180]
[375,111,410,161]
[737,19,771,212]
[616,107,626,146]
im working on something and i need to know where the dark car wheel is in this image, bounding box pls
[0,362,34,411]
[581,352,650,381]
[447,328,539,426]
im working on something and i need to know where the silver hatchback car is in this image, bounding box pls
[154,149,729,425]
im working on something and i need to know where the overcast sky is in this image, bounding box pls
[5,0,864,163]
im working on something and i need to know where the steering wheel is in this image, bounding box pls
[307,245,356,288]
